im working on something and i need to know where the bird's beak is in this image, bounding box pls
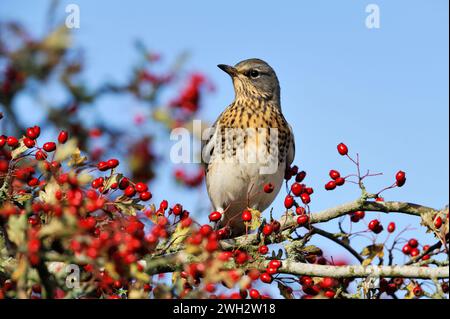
[218,64,238,77]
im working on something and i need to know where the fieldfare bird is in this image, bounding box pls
[202,58,295,236]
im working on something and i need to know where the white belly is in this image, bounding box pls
[206,158,285,223]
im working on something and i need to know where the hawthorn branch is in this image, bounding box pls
[271,260,449,279]
[143,253,449,279]
[223,199,442,250]
[310,226,364,263]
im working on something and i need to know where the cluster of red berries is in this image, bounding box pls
[170,73,207,113]
[324,169,345,190]
[71,216,150,267]
[401,238,428,258]
[300,275,343,299]
[283,166,314,209]
[350,210,365,223]
[145,200,192,245]
[368,219,384,234]
[379,277,405,295]
[93,160,153,202]
[0,126,68,161]
[259,259,282,284]
[262,220,282,236]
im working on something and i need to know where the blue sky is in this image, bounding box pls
[1,0,448,270]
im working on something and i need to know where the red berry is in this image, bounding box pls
[284,195,295,209]
[23,137,36,148]
[402,244,411,255]
[355,211,365,219]
[6,136,18,147]
[124,185,136,197]
[260,272,273,284]
[368,219,380,231]
[300,275,313,286]
[32,126,41,138]
[291,182,303,196]
[206,239,218,252]
[320,277,336,289]
[329,170,340,180]
[242,210,252,222]
[272,220,281,232]
[0,135,6,148]
[374,224,383,234]
[334,177,345,186]
[410,248,420,257]
[290,165,299,175]
[324,290,335,298]
[27,178,39,187]
[43,142,56,152]
[395,170,406,187]
[58,130,68,144]
[434,216,443,229]
[216,227,230,239]
[97,161,109,171]
[31,284,42,294]
[413,285,422,297]
[139,191,152,201]
[300,193,310,204]
[35,150,47,161]
[209,211,222,222]
[295,171,306,183]
[172,203,183,215]
[199,225,213,237]
[268,259,282,269]
[266,267,277,275]
[296,206,306,215]
[258,245,269,255]
[337,143,348,156]
[135,182,148,193]
[297,214,309,226]
[387,222,396,233]
[107,158,119,169]
[325,180,336,190]
[91,177,104,189]
[119,177,129,190]
[263,183,274,193]
[249,289,260,299]
[262,224,273,236]
[408,238,419,248]
[26,127,39,139]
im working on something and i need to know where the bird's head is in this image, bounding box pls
[218,58,280,102]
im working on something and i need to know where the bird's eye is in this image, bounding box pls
[248,70,260,78]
